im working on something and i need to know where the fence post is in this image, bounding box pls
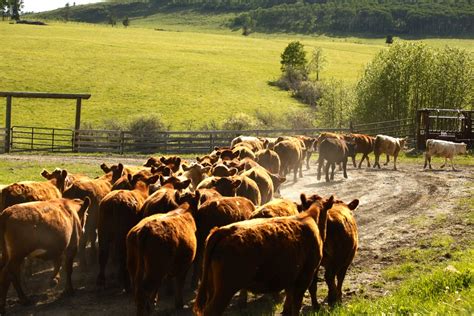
[31,127,34,150]
[209,132,214,151]
[349,121,354,133]
[52,128,55,152]
[120,131,124,155]
[5,96,12,153]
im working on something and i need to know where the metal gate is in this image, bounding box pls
[10,126,74,152]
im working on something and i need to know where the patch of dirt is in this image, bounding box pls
[2,155,473,315]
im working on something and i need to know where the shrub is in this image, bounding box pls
[128,114,169,136]
[222,112,262,130]
[285,108,315,129]
[293,80,323,107]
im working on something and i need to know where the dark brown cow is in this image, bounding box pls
[192,196,255,287]
[63,176,112,268]
[317,138,355,182]
[210,164,238,177]
[97,174,159,291]
[274,139,304,182]
[1,169,70,211]
[193,195,334,316]
[255,148,281,174]
[0,197,90,315]
[300,194,359,307]
[250,198,298,219]
[345,133,375,168]
[127,192,200,315]
[140,177,191,217]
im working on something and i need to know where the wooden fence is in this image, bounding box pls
[75,128,350,154]
[353,118,416,146]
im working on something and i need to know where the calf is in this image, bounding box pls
[127,192,200,315]
[140,177,191,217]
[373,135,407,170]
[181,163,211,191]
[300,194,359,308]
[232,145,256,160]
[192,196,255,287]
[250,198,299,219]
[317,138,354,182]
[1,169,70,211]
[193,195,334,316]
[424,139,467,171]
[97,174,159,291]
[241,165,275,204]
[63,176,112,268]
[0,197,90,315]
[295,135,317,170]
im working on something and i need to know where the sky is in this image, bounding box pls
[22,0,104,13]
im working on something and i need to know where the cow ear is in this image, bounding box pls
[202,166,211,174]
[244,163,252,171]
[229,168,238,176]
[182,164,190,171]
[196,156,202,162]
[100,163,111,173]
[232,151,239,159]
[151,166,158,174]
[159,175,165,185]
[118,163,124,174]
[175,157,182,166]
[174,190,181,203]
[324,195,334,210]
[41,169,50,179]
[348,199,359,211]
[279,176,286,184]
[214,146,220,151]
[180,179,191,190]
[147,175,160,185]
[61,169,68,179]
[143,158,151,167]
[160,156,166,163]
[127,173,133,183]
[232,179,242,188]
[296,203,303,213]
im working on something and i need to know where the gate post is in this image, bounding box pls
[5,96,12,153]
[73,98,82,152]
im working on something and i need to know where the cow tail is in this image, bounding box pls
[193,227,225,316]
[136,225,152,291]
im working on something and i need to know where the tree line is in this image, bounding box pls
[230,1,473,36]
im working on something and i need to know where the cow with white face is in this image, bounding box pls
[424,139,467,171]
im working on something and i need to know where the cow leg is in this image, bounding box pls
[8,258,30,306]
[335,265,350,304]
[450,158,456,171]
[357,154,365,169]
[343,159,348,179]
[423,153,429,169]
[118,238,130,293]
[374,153,380,169]
[441,157,447,168]
[89,229,98,265]
[174,270,188,309]
[78,234,88,270]
[324,161,331,182]
[317,158,323,181]
[366,154,371,167]
[308,274,320,310]
[306,152,311,170]
[282,288,294,315]
[50,256,63,287]
[351,154,356,168]
[330,163,336,180]
[204,286,238,316]
[238,289,248,307]
[393,154,398,171]
[384,155,390,166]
[0,264,11,315]
[63,252,76,295]
[325,266,338,307]
[299,162,303,179]
[293,165,298,182]
[97,236,110,288]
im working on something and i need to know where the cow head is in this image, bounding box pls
[176,191,201,214]
[159,175,191,191]
[210,177,241,197]
[182,163,211,175]
[41,168,73,193]
[301,194,334,240]
[399,137,408,150]
[128,174,160,190]
[269,173,286,196]
[143,157,162,167]
[159,156,182,173]
[211,164,238,177]
[456,143,468,155]
[151,165,172,176]
[77,196,91,229]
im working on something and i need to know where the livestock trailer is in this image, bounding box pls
[416,108,474,150]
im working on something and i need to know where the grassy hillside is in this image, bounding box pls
[0,21,378,130]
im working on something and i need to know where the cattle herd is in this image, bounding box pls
[0,133,468,315]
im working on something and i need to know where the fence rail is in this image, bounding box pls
[0,119,422,154]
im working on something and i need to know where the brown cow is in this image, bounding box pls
[250,198,298,219]
[373,135,407,170]
[232,145,256,160]
[193,195,334,316]
[210,164,238,177]
[230,136,266,152]
[127,192,200,315]
[181,163,211,192]
[140,177,191,217]
[255,148,281,174]
[240,165,274,204]
[1,169,70,211]
[345,133,375,168]
[317,138,355,182]
[274,139,304,182]
[62,175,112,268]
[232,175,261,206]
[196,155,219,168]
[97,174,159,291]
[192,196,255,287]
[300,194,359,307]
[0,197,90,315]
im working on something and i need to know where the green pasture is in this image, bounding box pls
[1,20,472,131]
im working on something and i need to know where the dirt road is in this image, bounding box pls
[4,158,473,315]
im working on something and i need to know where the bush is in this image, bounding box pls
[221,112,262,130]
[293,80,323,107]
[254,109,281,129]
[285,108,315,129]
[128,114,169,136]
[273,66,306,92]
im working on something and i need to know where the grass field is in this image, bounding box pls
[2,20,472,131]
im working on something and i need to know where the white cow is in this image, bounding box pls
[373,135,407,170]
[423,139,467,171]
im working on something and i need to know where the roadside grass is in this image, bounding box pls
[316,183,474,315]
